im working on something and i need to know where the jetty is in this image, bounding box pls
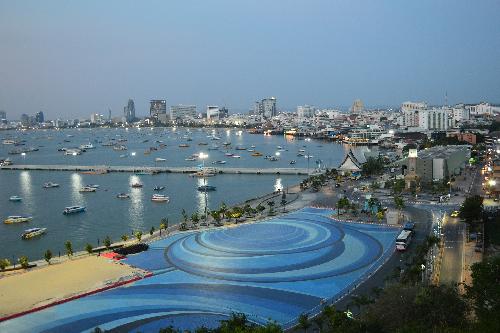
[0,164,315,175]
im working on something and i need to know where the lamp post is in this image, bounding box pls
[199,152,208,220]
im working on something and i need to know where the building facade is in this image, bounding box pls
[418,108,451,131]
[350,99,364,113]
[206,106,220,121]
[297,105,315,119]
[0,110,7,121]
[150,100,167,120]
[170,105,197,121]
[123,99,136,123]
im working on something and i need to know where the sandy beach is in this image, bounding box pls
[0,255,139,317]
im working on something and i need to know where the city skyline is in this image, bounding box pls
[1,0,499,119]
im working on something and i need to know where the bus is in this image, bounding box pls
[396,230,412,251]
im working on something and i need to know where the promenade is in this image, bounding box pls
[0,164,313,175]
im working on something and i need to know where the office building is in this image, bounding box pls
[150,100,167,120]
[297,105,315,119]
[35,111,44,123]
[170,105,197,121]
[254,97,277,118]
[418,108,451,131]
[123,99,136,123]
[206,106,220,121]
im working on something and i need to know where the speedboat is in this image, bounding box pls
[198,185,216,192]
[43,182,59,188]
[63,206,86,215]
[153,186,165,191]
[131,183,143,188]
[116,193,130,199]
[21,227,47,240]
[179,144,189,148]
[250,145,256,148]
[79,143,95,149]
[290,160,296,165]
[225,153,234,157]
[85,184,100,189]
[247,149,255,152]
[79,186,96,192]
[155,158,166,162]
[9,195,22,202]
[151,194,169,202]
[251,152,263,157]
[4,215,33,224]
[232,155,241,158]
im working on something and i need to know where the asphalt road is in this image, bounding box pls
[439,215,465,285]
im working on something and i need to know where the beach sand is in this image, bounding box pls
[0,255,138,317]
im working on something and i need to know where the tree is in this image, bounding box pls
[210,210,222,225]
[267,200,275,212]
[362,156,384,176]
[149,226,155,235]
[134,231,142,242]
[256,204,266,213]
[18,255,29,269]
[465,256,500,328]
[160,218,168,233]
[336,197,350,216]
[376,210,385,223]
[121,234,129,242]
[179,222,188,231]
[191,212,200,226]
[297,313,311,333]
[394,196,405,210]
[104,236,111,249]
[85,243,93,255]
[65,240,73,258]
[181,209,188,223]
[0,258,11,270]
[459,195,483,224]
[219,202,228,219]
[44,249,52,264]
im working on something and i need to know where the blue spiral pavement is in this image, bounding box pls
[0,207,401,333]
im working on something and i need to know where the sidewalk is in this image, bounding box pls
[460,240,483,293]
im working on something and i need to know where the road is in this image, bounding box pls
[439,215,465,284]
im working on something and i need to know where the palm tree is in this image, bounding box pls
[149,226,155,236]
[297,313,311,332]
[160,218,168,233]
[44,249,52,265]
[219,202,228,219]
[191,212,200,227]
[181,209,188,223]
[104,236,111,249]
[0,258,11,270]
[135,231,143,242]
[121,234,129,242]
[376,210,385,223]
[19,256,29,269]
[312,314,324,333]
[65,240,73,258]
[267,200,275,212]
[85,243,93,255]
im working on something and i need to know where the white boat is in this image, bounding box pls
[63,206,86,215]
[4,215,33,224]
[151,194,169,202]
[9,195,22,202]
[79,186,96,192]
[43,182,60,188]
[185,157,197,161]
[116,193,130,199]
[212,160,226,165]
[232,155,241,158]
[2,139,16,145]
[79,143,95,149]
[21,227,47,240]
[155,158,167,162]
[64,149,82,156]
[113,145,127,151]
[85,184,100,189]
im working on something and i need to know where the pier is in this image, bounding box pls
[0,164,315,175]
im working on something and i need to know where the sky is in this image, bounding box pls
[0,0,499,120]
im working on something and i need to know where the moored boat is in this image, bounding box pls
[4,215,33,224]
[43,182,60,188]
[155,158,166,162]
[251,152,263,157]
[63,206,86,215]
[153,186,165,191]
[116,193,130,199]
[9,195,22,202]
[151,194,169,202]
[131,183,143,188]
[197,185,217,192]
[79,186,96,192]
[21,227,47,240]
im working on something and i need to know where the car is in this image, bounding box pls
[450,211,460,218]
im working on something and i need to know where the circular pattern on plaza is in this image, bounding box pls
[165,215,384,282]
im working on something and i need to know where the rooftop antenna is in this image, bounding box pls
[445,91,448,107]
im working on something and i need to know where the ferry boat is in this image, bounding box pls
[251,152,263,157]
[79,186,97,192]
[155,158,166,162]
[4,215,33,224]
[21,227,47,240]
[131,183,143,188]
[63,206,86,215]
[43,182,60,188]
[151,194,169,202]
[116,193,130,199]
[9,195,22,202]
[197,185,217,192]
[153,185,165,191]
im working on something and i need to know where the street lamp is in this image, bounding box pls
[199,152,209,220]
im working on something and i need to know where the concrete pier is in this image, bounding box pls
[0,164,314,175]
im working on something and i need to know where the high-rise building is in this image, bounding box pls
[401,101,427,127]
[150,100,167,119]
[297,105,315,119]
[418,108,451,131]
[0,110,6,120]
[170,105,197,121]
[219,107,229,119]
[123,99,136,123]
[254,97,277,118]
[20,114,30,126]
[35,111,44,123]
[350,99,364,113]
[206,106,220,121]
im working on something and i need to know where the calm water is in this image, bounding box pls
[0,128,354,260]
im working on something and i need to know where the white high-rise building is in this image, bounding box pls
[206,106,220,121]
[170,105,197,121]
[297,105,315,119]
[401,101,427,127]
[451,106,470,126]
[418,108,451,131]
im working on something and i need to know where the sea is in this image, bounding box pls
[0,127,354,260]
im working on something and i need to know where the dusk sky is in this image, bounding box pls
[1,0,499,119]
